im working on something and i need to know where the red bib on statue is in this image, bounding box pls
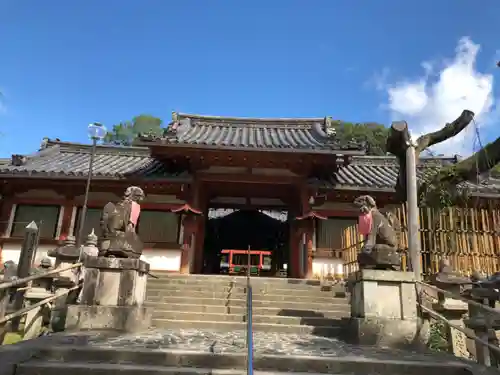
[358,212,372,236]
[130,201,141,227]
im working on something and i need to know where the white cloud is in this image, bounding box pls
[377,37,498,156]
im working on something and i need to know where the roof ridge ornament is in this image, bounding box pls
[324,117,336,137]
[40,137,49,150]
[11,154,27,167]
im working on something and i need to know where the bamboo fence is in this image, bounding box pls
[341,204,500,279]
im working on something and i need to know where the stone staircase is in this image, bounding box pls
[145,274,350,337]
[6,274,483,375]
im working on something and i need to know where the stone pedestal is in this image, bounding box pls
[348,269,429,349]
[433,299,469,358]
[65,257,152,332]
[22,276,54,340]
[48,237,81,332]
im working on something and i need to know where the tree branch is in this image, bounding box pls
[420,136,500,191]
[415,110,475,154]
[385,110,476,202]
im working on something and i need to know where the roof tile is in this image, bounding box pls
[0,142,190,180]
[310,156,500,195]
[139,113,366,154]
[0,141,498,197]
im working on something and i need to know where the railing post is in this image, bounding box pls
[12,221,39,331]
[246,244,253,375]
[464,294,500,367]
[47,236,81,332]
[430,262,471,358]
[0,288,10,344]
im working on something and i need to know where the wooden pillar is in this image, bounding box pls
[58,200,75,241]
[305,222,314,279]
[179,215,195,274]
[178,180,203,274]
[288,210,300,278]
[0,196,15,265]
[193,211,206,274]
[0,196,15,238]
[298,184,312,279]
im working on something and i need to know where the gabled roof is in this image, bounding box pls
[136,112,365,154]
[0,140,190,181]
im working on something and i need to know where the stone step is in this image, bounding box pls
[147,276,341,290]
[146,302,350,316]
[24,346,473,375]
[146,290,346,304]
[145,296,348,309]
[151,319,344,336]
[151,311,348,326]
[17,362,348,375]
[146,284,346,298]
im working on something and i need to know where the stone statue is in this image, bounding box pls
[1,260,18,280]
[464,271,500,305]
[430,259,471,303]
[353,195,401,270]
[99,186,145,259]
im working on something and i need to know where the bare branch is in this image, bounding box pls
[415,110,475,154]
[385,110,477,203]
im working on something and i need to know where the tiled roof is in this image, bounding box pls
[309,156,500,196]
[0,141,191,181]
[1,140,498,197]
[137,113,366,154]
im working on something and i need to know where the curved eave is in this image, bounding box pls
[0,171,193,183]
[309,183,500,199]
[136,140,366,156]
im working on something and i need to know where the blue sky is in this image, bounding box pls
[1,0,499,157]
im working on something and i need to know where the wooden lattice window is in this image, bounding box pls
[11,204,61,239]
[74,207,103,239]
[137,210,179,243]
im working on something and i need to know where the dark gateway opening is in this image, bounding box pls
[202,209,289,276]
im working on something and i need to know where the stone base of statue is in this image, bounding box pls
[98,231,144,259]
[357,245,401,271]
[65,257,151,332]
[347,269,429,350]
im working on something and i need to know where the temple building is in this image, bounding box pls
[0,113,498,278]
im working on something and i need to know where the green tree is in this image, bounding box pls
[335,121,389,155]
[104,114,163,146]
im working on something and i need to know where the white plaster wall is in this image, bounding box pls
[2,244,182,272]
[312,257,344,280]
[140,249,181,272]
[1,244,54,267]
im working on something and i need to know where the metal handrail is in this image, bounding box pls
[246,246,253,375]
[0,263,83,291]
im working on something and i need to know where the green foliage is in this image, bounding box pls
[104,114,163,146]
[428,320,448,352]
[491,163,500,177]
[2,332,22,345]
[335,121,389,155]
[418,165,471,209]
